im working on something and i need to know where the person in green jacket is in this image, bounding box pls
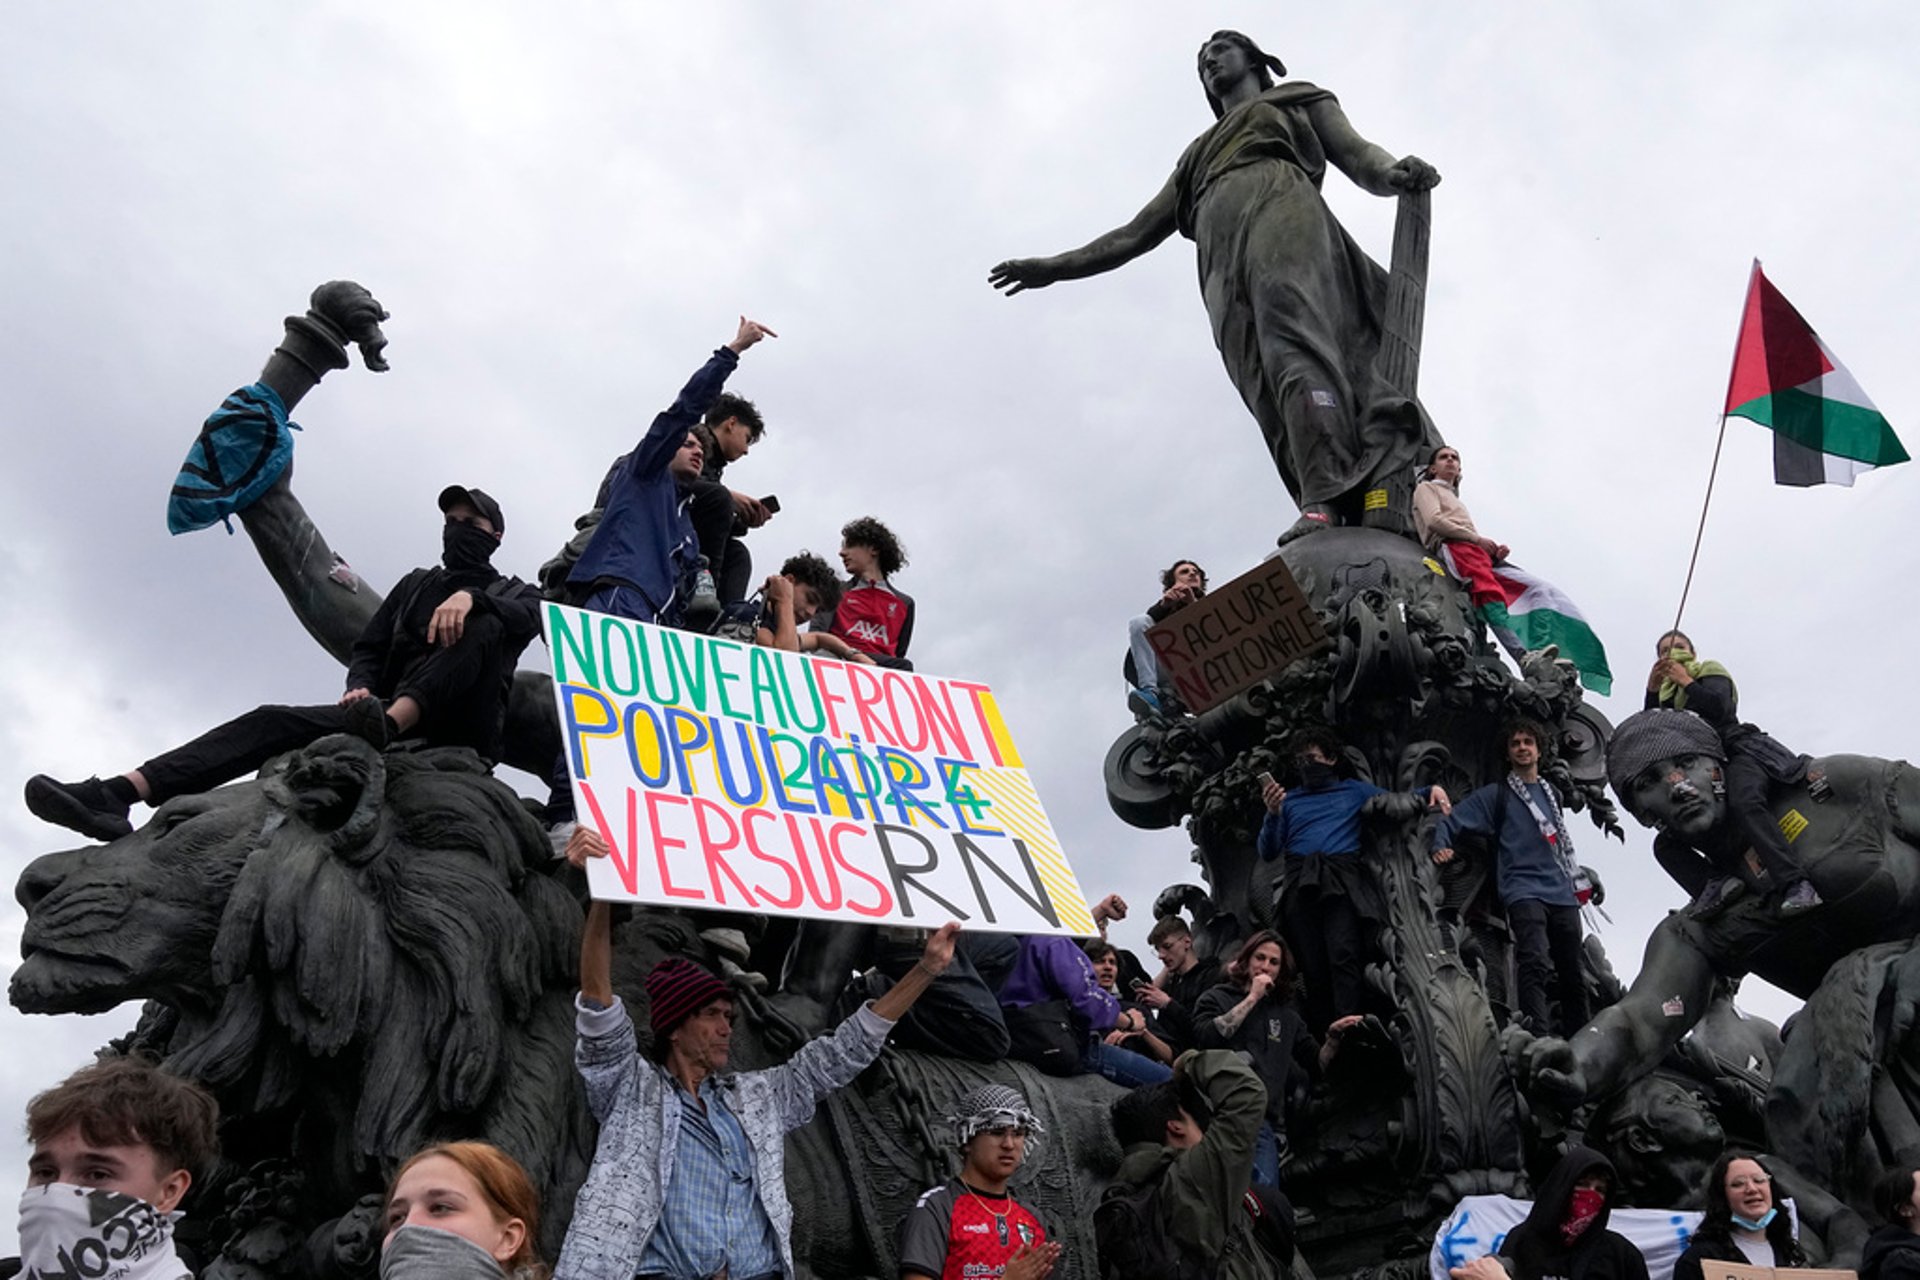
[1103,1050,1291,1279]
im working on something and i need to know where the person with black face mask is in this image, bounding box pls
[1258,727,1451,1036]
[25,485,542,841]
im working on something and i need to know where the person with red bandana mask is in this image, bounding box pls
[1449,1147,1648,1280]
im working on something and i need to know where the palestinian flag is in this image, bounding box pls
[1434,548,1613,696]
[1725,260,1907,486]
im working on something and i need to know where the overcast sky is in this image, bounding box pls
[2,3,1916,1249]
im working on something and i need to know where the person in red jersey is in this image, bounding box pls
[822,515,916,669]
[896,1085,1061,1280]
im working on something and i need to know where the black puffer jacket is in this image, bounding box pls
[1863,1226,1920,1280]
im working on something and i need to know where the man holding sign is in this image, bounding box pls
[556,891,962,1280]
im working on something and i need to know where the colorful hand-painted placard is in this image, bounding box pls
[545,605,1097,935]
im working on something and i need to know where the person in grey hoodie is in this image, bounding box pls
[553,897,959,1280]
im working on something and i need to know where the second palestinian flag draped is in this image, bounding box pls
[1725,261,1907,486]
[1434,547,1613,696]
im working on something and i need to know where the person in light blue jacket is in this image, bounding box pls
[554,882,959,1280]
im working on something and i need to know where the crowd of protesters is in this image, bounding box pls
[18,973,1892,1280]
[11,316,1861,1280]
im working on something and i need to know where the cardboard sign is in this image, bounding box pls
[544,605,1097,935]
[1145,557,1331,713]
[1699,1266,1853,1280]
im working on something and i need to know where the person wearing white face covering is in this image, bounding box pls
[18,1060,219,1280]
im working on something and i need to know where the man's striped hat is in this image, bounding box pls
[645,958,731,1036]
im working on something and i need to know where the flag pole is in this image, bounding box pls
[1670,412,1731,636]
[1671,260,1762,635]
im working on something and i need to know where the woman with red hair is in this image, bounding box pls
[382,1141,547,1280]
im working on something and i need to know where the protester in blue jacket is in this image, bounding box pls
[547,317,775,835]
[1258,727,1450,1034]
[566,316,776,624]
[1431,719,1592,1037]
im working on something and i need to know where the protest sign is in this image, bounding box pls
[1145,557,1330,713]
[544,605,1097,936]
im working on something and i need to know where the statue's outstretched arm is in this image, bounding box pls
[1306,97,1440,197]
[1530,917,1716,1105]
[987,174,1179,294]
[236,284,393,664]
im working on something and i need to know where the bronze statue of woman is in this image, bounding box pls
[990,31,1444,542]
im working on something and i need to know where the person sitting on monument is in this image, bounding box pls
[26,485,542,841]
[1087,939,1174,1065]
[1448,1146,1648,1280]
[895,1085,1061,1280]
[19,1059,220,1280]
[1669,1151,1807,1280]
[1126,558,1208,718]
[1259,726,1451,1034]
[1131,915,1225,1056]
[687,391,774,608]
[997,896,1172,1088]
[1193,930,1349,1189]
[1431,719,1594,1038]
[816,515,916,669]
[707,551,843,653]
[1863,1166,1920,1280]
[1643,630,1821,916]
[1101,1051,1294,1280]
[382,1141,548,1280]
[1414,444,1536,667]
[555,893,961,1280]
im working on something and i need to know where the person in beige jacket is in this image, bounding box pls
[1412,445,1527,663]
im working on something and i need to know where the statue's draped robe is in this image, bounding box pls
[1173,83,1441,511]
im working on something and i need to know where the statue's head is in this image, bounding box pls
[1608,709,1728,838]
[1197,31,1286,119]
[1590,1072,1726,1208]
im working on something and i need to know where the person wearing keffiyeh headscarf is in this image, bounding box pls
[896,1085,1059,1280]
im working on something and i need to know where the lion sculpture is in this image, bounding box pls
[14,737,594,1270]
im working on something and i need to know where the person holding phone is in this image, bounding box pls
[1259,727,1450,1035]
[1087,940,1173,1064]
[688,390,777,607]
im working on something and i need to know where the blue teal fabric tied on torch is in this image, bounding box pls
[167,381,301,534]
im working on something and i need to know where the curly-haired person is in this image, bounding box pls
[816,516,916,669]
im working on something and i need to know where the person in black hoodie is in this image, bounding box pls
[26,485,542,841]
[1451,1146,1648,1280]
[1863,1166,1920,1280]
[1671,1151,1806,1280]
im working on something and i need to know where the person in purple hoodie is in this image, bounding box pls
[997,894,1172,1087]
